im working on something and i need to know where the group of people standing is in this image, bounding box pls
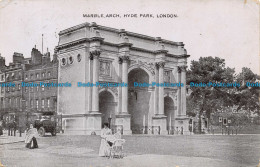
[0,120,38,149]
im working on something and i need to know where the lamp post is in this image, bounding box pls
[228,119,231,135]
[219,116,223,135]
[21,99,26,134]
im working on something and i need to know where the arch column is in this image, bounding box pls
[121,56,129,114]
[177,67,182,115]
[180,65,187,115]
[152,61,167,135]
[87,54,93,112]
[158,62,165,116]
[174,65,189,135]
[85,48,102,135]
[115,51,132,135]
[91,50,101,112]
[154,63,159,115]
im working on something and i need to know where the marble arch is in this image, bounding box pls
[56,22,190,135]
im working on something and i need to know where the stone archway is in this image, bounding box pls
[164,96,175,134]
[128,68,151,134]
[99,90,116,128]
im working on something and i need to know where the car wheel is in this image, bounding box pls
[38,127,45,137]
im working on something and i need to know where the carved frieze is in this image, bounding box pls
[129,59,155,75]
[164,70,171,83]
[100,61,111,76]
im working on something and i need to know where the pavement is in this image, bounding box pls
[0,134,259,167]
[0,130,25,145]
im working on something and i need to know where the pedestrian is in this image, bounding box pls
[25,124,38,149]
[0,120,3,136]
[99,123,112,157]
[13,121,17,136]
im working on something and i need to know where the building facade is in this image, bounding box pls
[0,55,6,120]
[23,48,58,124]
[0,48,58,129]
[3,52,24,126]
[56,22,190,135]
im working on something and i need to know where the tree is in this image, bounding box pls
[234,67,260,113]
[187,57,236,133]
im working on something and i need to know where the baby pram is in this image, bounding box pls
[107,138,126,159]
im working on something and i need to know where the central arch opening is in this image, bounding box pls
[128,68,151,134]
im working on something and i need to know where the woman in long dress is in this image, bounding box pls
[25,124,38,149]
[99,123,112,157]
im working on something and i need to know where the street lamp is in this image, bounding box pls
[219,116,223,135]
[228,119,231,135]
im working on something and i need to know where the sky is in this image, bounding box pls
[0,0,259,74]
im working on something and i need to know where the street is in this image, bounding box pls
[0,134,260,167]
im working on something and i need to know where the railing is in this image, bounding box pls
[131,126,161,135]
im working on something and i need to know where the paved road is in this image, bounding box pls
[0,134,260,167]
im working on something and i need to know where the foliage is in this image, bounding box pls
[187,57,259,133]
[233,67,260,113]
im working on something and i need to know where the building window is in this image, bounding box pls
[36,99,39,109]
[42,85,44,91]
[61,58,66,66]
[30,99,33,108]
[25,87,28,92]
[25,74,28,80]
[69,56,73,64]
[48,72,51,77]
[7,87,9,92]
[30,74,33,79]
[42,73,45,77]
[41,99,45,108]
[47,98,50,108]
[223,118,227,125]
[219,117,222,123]
[36,73,39,78]
[36,86,39,92]
[18,84,21,90]
[77,54,81,62]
